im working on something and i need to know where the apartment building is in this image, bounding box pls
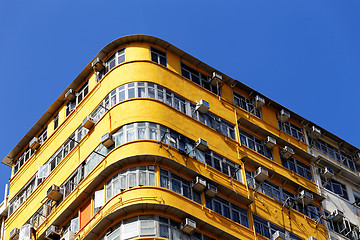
[2,35,359,240]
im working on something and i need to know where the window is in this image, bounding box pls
[151,47,167,66]
[310,137,360,173]
[279,120,304,141]
[98,215,215,240]
[38,128,47,144]
[105,49,126,72]
[353,191,360,207]
[181,63,220,95]
[253,215,302,240]
[205,151,240,180]
[13,147,33,174]
[53,113,59,130]
[281,157,313,181]
[160,169,201,204]
[322,178,348,200]
[233,92,261,118]
[66,81,89,117]
[106,166,156,201]
[239,129,273,159]
[325,211,360,240]
[205,196,249,228]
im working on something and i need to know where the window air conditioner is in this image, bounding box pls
[210,72,223,86]
[91,57,105,72]
[254,167,268,182]
[320,167,334,180]
[254,95,265,109]
[205,183,217,198]
[61,230,75,240]
[331,209,344,222]
[297,190,313,206]
[47,184,63,201]
[82,116,95,130]
[45,225,61,240]
[192,176,207,192]
[307,237,319,240]
[264,136,277,149]
[148,165,156,171]
[355,152,360,165]
[309,126,321,139]
[281,146,294,159]
[9,228,19,240]
[272,231,286,240]
[181,218,196,234]
[64,89,75,101]
[195,138,208,151]
[29,137,41,151]
[101,133,115,148]
[277,109,290,122]
[19,224,33,240]
[195,99,210,114]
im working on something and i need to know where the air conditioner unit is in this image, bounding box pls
[45,225,61,240]
[181,218,196,234]
[148,165,156,171]
[82,116,95,130]
[308,126,321,139]
[254,95,265,109]
[264,136,277,149]
[64,89,75,101]
[272,231,286,240]
[29,137,41,151]
[297,190,313,206]
[281,146,294,159]
[320,167,334,179]
[9,228,19,240]
[209,72,223,86]
[91,57,105,72]
[47,184,63,201]
[101,133,115,148]
[355,152,360,165]
[61,230,75,240]
[195,138,208,151]
[254,167,268,182]
[331,209,344,222]
[205,183,217,198]
[19,224,32,240]
[195,99,210,114]
[192,176,207,192]
[277,109,290,122]
[307,237,319,240]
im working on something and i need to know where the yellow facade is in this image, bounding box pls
[3,35,328,240]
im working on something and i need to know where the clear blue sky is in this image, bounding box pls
[0,0,359,201]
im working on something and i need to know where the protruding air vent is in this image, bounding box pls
[195,99,210,113]
[272,231,286,240]
[9,228,19,240]
[195,138,208,151]
[192,176,207,192]
[331,209,344,222]
[254,95,265,109]
[308,126,321,139]
[29,137,41,151]
[82,116,95,130]
[277,109,290,122]
[281,146,294,159]
[45,225,61,240]
[181,218,196,234]
[91,58,105,72]
[210,72,223,86]
[264,136,276,149]
[47,184,63,201]
[205,183,217,198]
[254,167,268,182]
[101,133,115,148]
[64,89,75,101]
[297,190,313,206]
[320,167,334,180]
